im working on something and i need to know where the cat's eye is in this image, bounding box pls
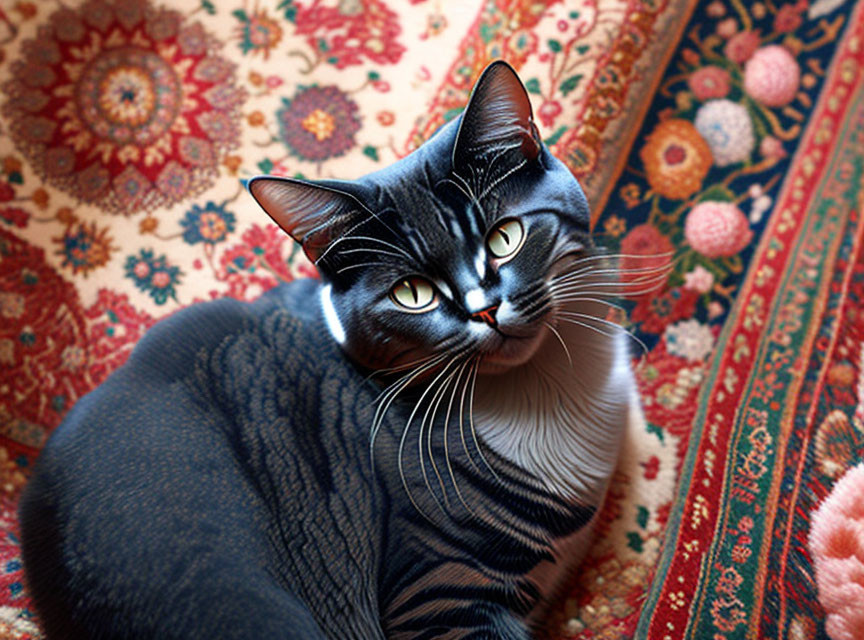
[390,277,437,312]
[487,219,525,260]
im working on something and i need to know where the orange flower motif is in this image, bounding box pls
[139,216,159,234]
[619,183,641,208]
[222,155,242,175]
[56,207,77,225]
[2,157,22,174]
[640,119,712,200]
[247,111,266,127]
[31,188,50,209]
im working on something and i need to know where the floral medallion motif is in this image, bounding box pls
[277,85,362,162]
[0,229,90,447]
[124,248,182,304]
[54,221,116,277]
[639,119,713,200]
[233,6,283,59]
[180,201,236,245]
[1,0,246,215]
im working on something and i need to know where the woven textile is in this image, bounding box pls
[0,0,862,638]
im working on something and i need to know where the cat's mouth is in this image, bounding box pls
[475,326,547,375]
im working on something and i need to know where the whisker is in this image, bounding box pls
[544,321,573,367]
[552,261,674,287]
[399,358,462,521]
[421,363,462,511]
[550,296,626,314]
[337,247,407,260]
[336,261,394,275]
[557,311,649,355]
[552,271,672,297]
[458,356,482,476]
[368,354,448,468]
[443,359,477,517]
[363,352,440,387]
[560,251,676,269]
[468,358,501,482]
[319,233,414,264]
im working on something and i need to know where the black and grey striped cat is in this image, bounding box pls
[19,62,642,639]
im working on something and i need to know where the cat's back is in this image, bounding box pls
[18,279,384,639]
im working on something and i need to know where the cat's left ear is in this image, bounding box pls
[247,176,366,265]
[452,60,542,175]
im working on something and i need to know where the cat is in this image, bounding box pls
[18,61,642,639]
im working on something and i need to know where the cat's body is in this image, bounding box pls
[19,62,639,639]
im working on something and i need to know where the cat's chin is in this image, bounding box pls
[476,329,546,376]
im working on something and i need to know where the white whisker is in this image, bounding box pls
[443,359,477,517]
[468,358,501,482]
[544,321,572,367]
[399,358,461,521]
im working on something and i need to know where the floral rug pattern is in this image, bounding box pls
[0,0,862,638]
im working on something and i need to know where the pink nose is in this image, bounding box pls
[470,305,498,327]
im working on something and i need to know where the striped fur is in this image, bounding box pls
[19,62,637,639]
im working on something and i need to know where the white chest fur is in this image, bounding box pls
[473,316,640,613]
[473,319,637,503]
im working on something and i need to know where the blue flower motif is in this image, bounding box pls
[124,249,182,305]
[180,201,236,245]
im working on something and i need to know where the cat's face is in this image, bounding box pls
[250,62,591,377]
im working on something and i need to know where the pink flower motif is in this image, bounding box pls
[265,75,284,89]
[685,201,753,258]
[774,4,803,32]
[724,30,761,64]
[708,301,725,318]
[688,66,731,100]
[684,265,715,293]
[706,1,726,16]
[716,17,738,39]
[809,463,864,640]
[537,100,562,128]
[759,135,787,159]
[744,45,801,107]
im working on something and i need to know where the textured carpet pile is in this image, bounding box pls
[0,0,862,637]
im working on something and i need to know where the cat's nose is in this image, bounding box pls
[470,304,499,328]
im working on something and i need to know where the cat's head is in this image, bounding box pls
[249,61,591,376]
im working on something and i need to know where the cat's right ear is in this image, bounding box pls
[247,176,366,264]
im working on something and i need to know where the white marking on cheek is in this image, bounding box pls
[465,287,486,311]
[320,284,346,345]
[474,248,486,280]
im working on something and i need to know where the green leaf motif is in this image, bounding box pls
[698,184,736,203]
[560,74,583,96]
[636,506,650,529]
[231,8,248,22]
[257,158,274,174]
[363,146,380,162]
[647,422,665,442]
[543,126,568,147]
[626,532,644,553]
[524,78,541,95]
[547,39,562,53]
[201,0,215,15]
[575,44,590,55]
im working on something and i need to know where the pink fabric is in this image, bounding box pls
[809,463,864,640]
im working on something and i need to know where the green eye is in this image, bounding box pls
[390,277,437,311]
[487,219,524,259]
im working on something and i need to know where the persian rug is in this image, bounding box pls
[0,0,861,638]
